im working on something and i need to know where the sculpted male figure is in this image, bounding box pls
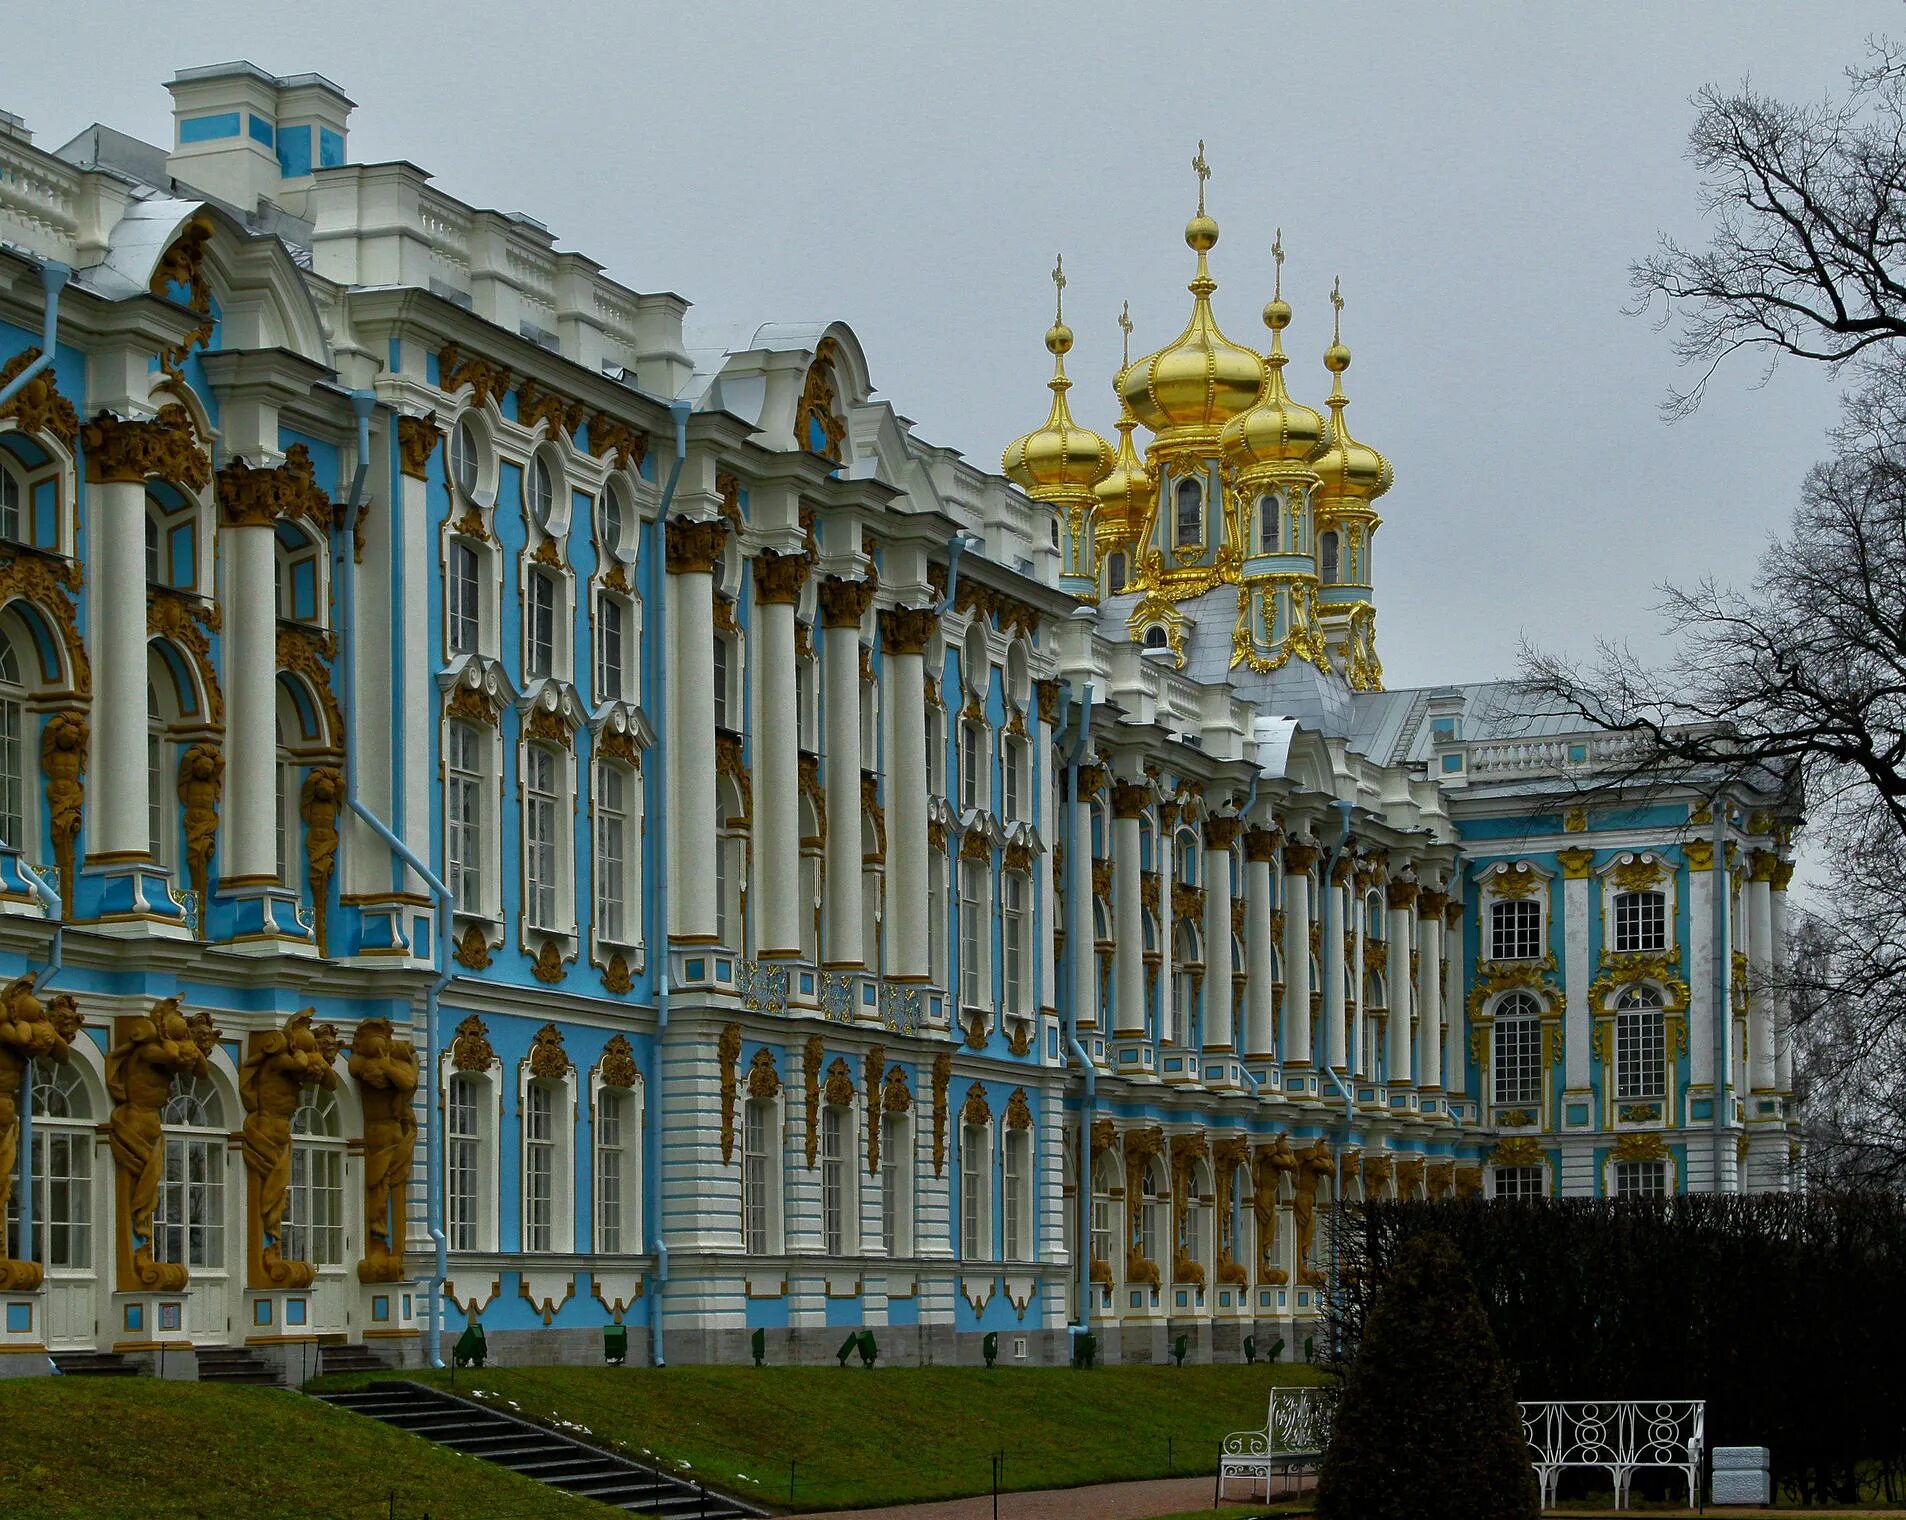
[107,997,213,1291]
[240,1009,340,1289]
[350,1019,419,1282]
[0,982,83,1289]
[1291,1137,1335,1287]
[1253,1132,1297,1285]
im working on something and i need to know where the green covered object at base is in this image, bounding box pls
[857,1330,878,1368]
[1244,1334,1257,1364]
[1071,1332,1098,1369]
[453,1320,487,1369]
[1171,1334,1188,1366]
[982,1331,999,1367]
[603,1323,627,1365]
[750,1327,765,1366]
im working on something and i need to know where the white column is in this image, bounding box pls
[751,552,806,957]
[1747,853,1776,1093]
[1112,783,1146,1037]
[1771,861,1793,1092]
[1202,819,1237,1053]
[1321,868,1348,1073]
[879,607,933,981]
[1687,845,1717,1093]
[1443,901,1467,1098]
[1416,891,1444,1092]
[83,462,150,859]
[1282,843,1317,1073]
[819,577,873,967]
[1069,766,1098,1031]
[219,492,278,885]
[1558,851,1593,1092]
[1242,829,1278,1060]
[666,520,723,942]
[1385,883,1416,1094]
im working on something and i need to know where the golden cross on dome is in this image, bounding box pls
[1192,140,1210,214]
[1051,254,1066,323]
[1331,275,1344,343]
[1118,300,1133,369]
[1272,228,1285,298]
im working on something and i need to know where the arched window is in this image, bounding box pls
[445,1072,484,1251]
[1140,1156,1169,1270]
[1492,991,1543,1106]
[274,694,301,892]
[1612,890,1667,954]
[1173,924,1202,1045]
[1614,986,1666,1101]
[286,1084,344,1268]
[1490,896,1542,961]
[593,757,639,948]
[1176,829,1199,887]
[1183,1158,1212,1282]
[821,1104,851,1255]
[881,1110,913,1257]
[1142,625,1168,652]
[960,1121,990,1259]
[9,1063,92,1270]
[1089,1151,1117,1278]
[595,1083,639,1254]
[0,628,25,850]
[1174,476,1202,547]
[742,1093,783,1254]
[1319,530,1340,585]
[156,1075,224,1272]
[1001,872,1029,1016]
[447,540,481,657]
[1106,551,1128,595]
[598,484,629,561]
[1002,1125,1032,1262]
[1258,493,1280,553]
[523,744,562,932]
[446,721,487,917]
[525,454,555,533]
[448,417,480,498]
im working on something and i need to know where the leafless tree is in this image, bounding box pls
[1523,43,1906,1185]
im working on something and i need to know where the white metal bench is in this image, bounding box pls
[1520,1400,1705,1510]
[1216,1385,1336,1501]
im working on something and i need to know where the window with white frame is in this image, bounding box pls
[448,417,480,498]
[596,594,628,703]
[1001,872,1029,1016]
[0,630,24,851]
[960,722,984,813]
[448,540,481,657]
[147,679,173,878]
[594,758,638,947]
[155,1076,224,1272]
[1089,1151,1116,1277]
[960,1123,989,1259]
[523,1079,558,1252]
[526,569,558,680]
[524,744,561,932]
[822,1105,850,1255]
[446,1073,483,1251]
[596,1084,637,1253]
[1002,1126,1031,1262]
[525,454,555,533]
[1614,985,1666,1100]
[1613,890,1667,954]
[959,856,987,1008]
[713,631,733,731]
[1494,1165,1545,1200]
[926,703,944,795]
[0,462,20,544]
[1002,738,1025,822]
[447,721,486,916]
[1490,897,1542,961]
[1492,992,1543,1106]
[285,1084,344,1268]
[1140,1156,1168,1272]
[742,1096,778,1254]
[797,652,817,753]
[6,1063,92,1270]
[881,1111,912,1257]
[1614,1159,1667,1197]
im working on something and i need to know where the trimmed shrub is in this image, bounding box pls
[1316,1234,1539,1520]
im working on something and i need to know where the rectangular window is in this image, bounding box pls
[1493,1019,1543,1106]
[0,698,20,850]
[743,1100,770,1255]
[1614,1159,1667,1197]
[929,855,948,988]
[1003,1131,1027,1261]
[524,1082,554,1252]
[960,858,985,1008]
[1490,898,1542,961]
[713,634,730,730]
[526,569,557,679]
[28,1127,91,1269]
[286,1143,344,1267]
[446,1075,480,1252]
[525,745,559,931]
[449,541,480,656]
[1003,741,1023,821]
[1494,1165,1544,1200]
[960,1125,985,1259]
[1613,892,1667,954]
[1089,1178,1113,1276]
[154,1137,222,1270]
[596,595,625,702]
[597,1088,628,1254]
[822,1107,846,1256]
[926,708,945,796]
[881,1114,909,1257]
[147,731,167,866]
[447,724,484,916]
[961,723,981,813]
[595,761,627,945]
[1002,873,1027,1015]
[1615,1004,1666,1100]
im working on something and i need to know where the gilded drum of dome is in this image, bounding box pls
[1221,375,1324,471]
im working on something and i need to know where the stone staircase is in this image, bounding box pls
[50,1350,136,1377]
[313,1382,762,1516]
[197,1346,282,1385]
[317,1342,393,1378]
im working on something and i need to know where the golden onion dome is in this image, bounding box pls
[1220,235,1326,473]
[1312,281,1392,503]
[1002,258,1114,498]
[1093,301,1153,538]
[1118,149,1264,438]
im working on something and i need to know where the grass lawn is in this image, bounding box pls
[314,1362,1322,1512]
[0,1377,603,1520]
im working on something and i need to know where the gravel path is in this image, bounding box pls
[799,1473,1276,1519]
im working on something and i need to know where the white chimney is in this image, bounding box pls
[165,61,351,212]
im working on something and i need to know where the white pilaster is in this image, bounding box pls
[819,577,873,967]
[1386,888,1415,1093]
[751,553,806,957]
[880,608,933,983]
[666,521,722,942]
[1416,896,1444,1092]
[1202,821,1237,1053]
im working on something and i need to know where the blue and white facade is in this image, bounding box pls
[0,64,1799,1373]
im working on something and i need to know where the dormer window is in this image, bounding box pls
[1142,625,1168,652]
[1174,477,1202,547]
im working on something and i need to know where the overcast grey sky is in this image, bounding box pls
[7,1,1882,688]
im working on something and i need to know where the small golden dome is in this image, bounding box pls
[1222,233,1326,474]
[1095,396,1152,539]
[1118,146,1264,438]
[1312,292,1392,503]
[1002,257,1114,498]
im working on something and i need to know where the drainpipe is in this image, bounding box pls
[934,530,982,616]
[1711,795,1730,1191]
[13,861,63,1274]
[1318,799,1356,1359]
[646,400,690,1368]
[1055,675,1095,1347]
[0,262,72,412]
[333,390,455,1367]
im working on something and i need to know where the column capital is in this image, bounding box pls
[1444,899,1464,927]
[1386,878,1419,909]
[1203,816,1241,850]
[1771,859,1795,891]
[1243,826,1282,862]
[878,605,937,653]
[1417,889,1449,917]
[1283,842,1319,873]
[1749,848,1781,883]
[818,575,878,628]
[665,516,728,574]
[1034,678,1061,725]
[397,414,440,480]
[81,411,209,489]
[1684,839,1716,873]
[216,449,331,530]
[1111,781,1149,820]
[1075,762,1109,800]
[1556,846,1595,879]
[752,548,812,605]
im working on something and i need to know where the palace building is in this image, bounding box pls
[0,66,1800,1374]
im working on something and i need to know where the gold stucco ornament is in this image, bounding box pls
[0,980,83,1289]
[351,1018,419,1283]
[108,998,217,1292]
[241,1010,342,1290]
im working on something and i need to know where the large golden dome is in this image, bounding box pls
[1221,248,1325,474]
[1117,162,1264,439]
[1001,261,1113,498]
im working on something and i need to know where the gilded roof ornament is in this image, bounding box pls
[1000,253,1113,503]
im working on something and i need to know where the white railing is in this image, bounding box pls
[1522,1400,1704,1511]
[1219,1393,1704,1510]
[1461,732,1650,778]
